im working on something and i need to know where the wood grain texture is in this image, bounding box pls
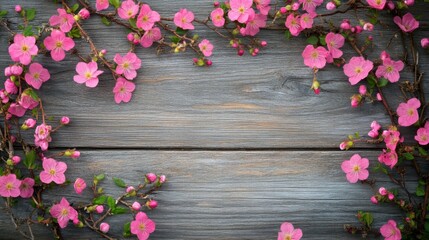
[0,150,408,239]
[0,1,427,148]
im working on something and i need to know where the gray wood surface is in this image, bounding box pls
[0,0,428,239]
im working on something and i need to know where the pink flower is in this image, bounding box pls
[285,14,302,36]
[5,65,23,76]
[8,34,38,65]
[380,220,401,240]
[325,32,345,61]
[415,121,429,145]
[278,222,303,240]
[211,8,225,27]
[367,0,386,10]
[198,39,214,57]
[299,0,323,13]
[49,9,75,33]
[25,63,50,89]
[0,174,21,197]
[341,154,369,183]
[73,61,103,88]
[50,197,78,228]
[343,56,374,85]
[140,27,162,48]
[43,30,75,62]
[243,13,267,36]
[113,77,136,104]
[5,78,18,94]
[130,212,156,240]
[376,58,404,83]
[19,178,34,198]
[34,124,52,151]
[118,0,139,20]
[382,128,402,151]
[100,222,110,233]
[302,45,329,69]
[8,103,26,117]
[394,13,419,33]
[228,0,254,23]
[174,9,195,30]
[300,13,315,29]
[378,150,398,169]
[368,120,381,138]
[255,0,271,15]
[96,0,109,11]
[114,52,141,80]
[24,118,37,129]
[396,98,420,127]
[40,158,67,184]
[136,4,160,31]
[19,90,39,109]
[74,178,86,194]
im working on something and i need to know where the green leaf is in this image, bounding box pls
[95,174,105,181]
[24,150,36,169]
[129,19,137,29]
[377,78,389,87]
[366,74,376,88]
[285,30,291,40]
[416,185,425,197]
[111,207,128,214]
[0,10,8,18]
[403,152,414,160]
[25,8,36,21]
[319,35,326,46]
[425,221,429,232]
[175,27,187,36]
[101,17,111,26]
[362,212,373,227]
[0,167,3,175]
[71,3,79,13]
[170,36,180,44]
[93,195,107,205]
[306,35,319,45]
[113,177,127,188]
[67,27,81,38]
[123,222,131,237]
[107,196,116,210]
[418,147,428,156]
[23,25,34,36]
[109,0,121,8]
[373,163,388,175]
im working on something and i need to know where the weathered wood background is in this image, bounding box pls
[0,0,428,239]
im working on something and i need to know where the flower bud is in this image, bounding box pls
[61,116,70,125]
[368,129,379,138]
[159,175,166,184]
[132,201,141,211]
[73,15,81,21]
[380,51,390,61]
[4,67,11,77]
[145,173,157,183]
[292,3,300,11]
[280,7,287,14]
[100,222,110,233]
[404,0,414,6]
[214,1,220,7]
[15,5,22,13]
[379,187,387,196]
[21,118,36,130]
[388,192,394,200]
[340,19,351,30]
[196,59,205,66]
[421,38,429,49]
[359,85,367,95]
[363,23,373,31]
[237,49,244,56]
[100,49,107,55]
[126,186,136,196]
[12,156,21,165]
[96,205,104,213]
[355,26,363,34]
[387,1,395,10]
[11,65,23,76]
[73,218,80,225]
[206,60,213,66]
[260,41,267,47]
[376,93,382,101]
[71,151,81,159]
[6,159,13,166]
[127,33,134,42]
[146,199,158,209]
[370,196,378,204]
[5,78,18,94]
[350,94,362,108]
[78,8,90,20]
[326,2,336,10]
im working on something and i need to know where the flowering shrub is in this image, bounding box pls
[0,0,428,239]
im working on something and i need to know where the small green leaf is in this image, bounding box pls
[101,17,111,26]
[403,152,414,160]
[377,78,388,87]
[416,185,425,197]
[306,35,319,45]
[23,25,34,36]
[418,147,428,156]
[113,177,127,188]
[0,10,8,18]
[111,207,128,215]
[175,27,187,36]
[425,221,429,232]
[95,174,105,181]
[0,167,3,175]
[26,8,36,21]
[366,74,376,88]
[319,35,326,46]
[123,222,131,237]
[285,30,291,40]
[71,3,79,13]
[93,195,107,204]
[129,18,137,29]
[24,150,36,169]
[362,212,373,227]
[107,196,116,210]
[109,0,121,8]
[170,36,180,44]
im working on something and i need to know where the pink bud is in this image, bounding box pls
[387,1,395,9]
[99,222,110,233]
[231,43,238,48]
[4,67,11,77]
[206,60,213,66]
[11,65,23,75]
[339,141,347,150]
[405,217,411,222]
[146,199,158,209]
[370,120,381,131]
[421,38,429,49]
[340,20,351,30]
[379,187,387,196]
[280,7,287,14]
[24,118,37,128]
[350,27,356,33]
[239,27,246,36]
[260,41,267,47]
[192,58,198,63]
[355,26,363,34]
[5,78,18,94]
[214,1,220,7]
[132,201,141,211]
[359,85,367,95]
[237,49,244,56]
[126,186,135,193]
[388,192,394,200]
[326,2,336,10]
[370,196,378,204]
[73,218,80,225]
[146,173,157,183]
[0,89,8,103]
[100,49,107,55]
[253,48,260,54]
[368,35,373,41]
[376,93,382,101]
[313,88,320,94]
[363,23,374,31]
[61,116,70,125]
[132,38,140,45]
[71,151,81,159]
[127,33,134,42]
[380,51,390,61]
[15,5,22,13]
[351,94,361,108]
[78,8,90,19]
[368,130,379,138]
[12,156,21,165]
[292,3,300,11]
[159,175,166,183]
[404,0,414,6]
[96,205,104,214]
[74,178,87,194]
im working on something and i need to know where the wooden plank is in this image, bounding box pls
[0,150,408,239]
[0,1,427,148]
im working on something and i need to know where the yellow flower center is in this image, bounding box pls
[311,51,319,59]
[238,6,245,14]
[120,87,126,93]
[386,66,393,73]
[123,62,130,69]
[407,109,414,116]
[50,169,56,175]
[61,208,69,216]
[181,17,187,24]
[355,67,362,74]
[6,183,13,190]
[376,0,382,4]
[284,235,292,240]
[85,72,92,79]
[139,223,146,231]
[33,73,40,79]
[127,11,133,17]
[22,45,29,52]
[142,15,149,22]
[56,41,63,48]
[353,165,360,172]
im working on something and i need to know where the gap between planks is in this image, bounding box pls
[45,146,383,151]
